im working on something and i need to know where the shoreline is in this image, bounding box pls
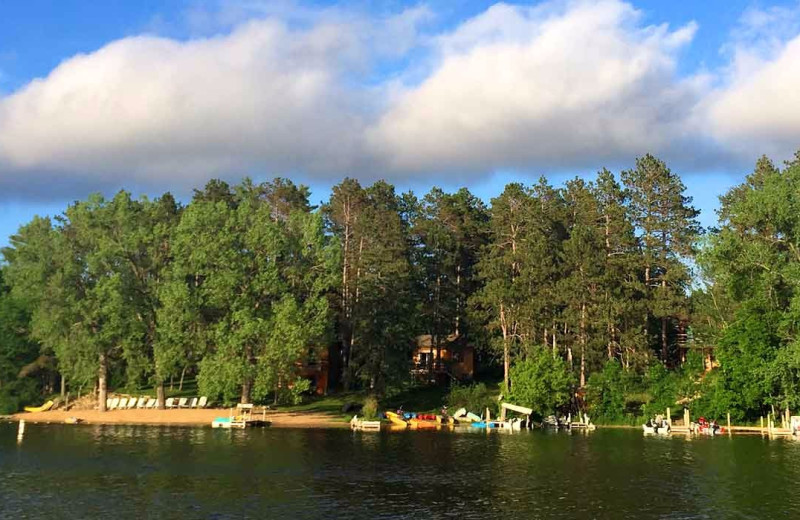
[6,408,350,429]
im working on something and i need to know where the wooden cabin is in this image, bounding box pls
[296,347,331,395]
[412,334,474,383]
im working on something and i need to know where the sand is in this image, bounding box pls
[10,408,349,428]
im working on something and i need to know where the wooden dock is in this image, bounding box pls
[666,407,797,437]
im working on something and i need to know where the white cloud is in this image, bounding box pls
[2,0,800,199]
[706,3,800,162]
[368,0,709,174]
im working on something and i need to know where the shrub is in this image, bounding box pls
[446,383,496,415]
[509,349,575,417]
[361,395,379,420]
[278,378,312,406]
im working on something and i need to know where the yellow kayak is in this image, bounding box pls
[385,411,408,427]
[24,400,54,413]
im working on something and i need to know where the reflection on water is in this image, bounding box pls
[1,422,799,519]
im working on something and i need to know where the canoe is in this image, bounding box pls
[466,412,482,423]
[24,400,54,413]
[385,411,408,427]
[470,421,487,429]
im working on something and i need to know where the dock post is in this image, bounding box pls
[666,407,671,427]
[16,420,25,443]
[760,416,764,435]
[727,412,731,435]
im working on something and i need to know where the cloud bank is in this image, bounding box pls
[1,0,800,198]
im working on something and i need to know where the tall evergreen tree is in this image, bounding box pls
[622,155,700,364]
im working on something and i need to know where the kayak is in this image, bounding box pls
[24,400,54,413]
[409,418,438,428]
[386,411,408,427]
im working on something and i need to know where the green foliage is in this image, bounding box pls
[275,378,312,406]
[509,348,575,416]
[446,383,496,414]
[586,360,638,422]
[361,395,379,420]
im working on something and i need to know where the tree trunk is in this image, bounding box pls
[98,352,108,412]
[156,382,166,409]
[580,301,587,388]
[661,279,668,362]
[179,365,187,391]
[60,374,66,398]
[500,303,510,394]
[241,380,252,404]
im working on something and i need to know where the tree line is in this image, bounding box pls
[1,153,798,421]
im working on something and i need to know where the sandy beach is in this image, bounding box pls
[9,408,349,428]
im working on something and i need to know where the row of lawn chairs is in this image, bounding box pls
[105,396,209,410]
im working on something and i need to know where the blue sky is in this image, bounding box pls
[1,0,800,244]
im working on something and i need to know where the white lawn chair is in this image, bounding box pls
[177,397,188,408]
[109,397,120,410]
[197,396,208,408]
[118,398,128,409]
[127,397,138,409]
[145,398,157,409]
[188,397,198,408]
[106,398,113,410]
[136,397,148,408]
[165,397,175,408]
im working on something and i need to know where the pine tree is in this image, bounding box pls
[622,155,700,364]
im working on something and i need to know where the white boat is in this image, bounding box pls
[642,424,670,435]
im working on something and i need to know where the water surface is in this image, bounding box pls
[1,422,797,519]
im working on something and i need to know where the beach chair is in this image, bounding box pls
[109,397,120,410]
[165,397,175,408]
[145,398,157,409]
[127,397,138,409]
[177,397,188,408]
[136,397,147,409]
[118,398,128,409]
[106,398,112,410]
[197,396,208,408]
[188,397,198,408]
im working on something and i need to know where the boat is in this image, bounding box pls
[385,411,408,427]
[693,418,724,435]
[24,400,54,413]
[643,416,671,435]
[408,417,438,428]
[642,424,670,435]
[436,415,456,426]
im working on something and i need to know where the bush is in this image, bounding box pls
[277,378,312,406]
[0,378,41,414]
[509,349,575,417]
[361,395,379,420]
[446,383,496,415]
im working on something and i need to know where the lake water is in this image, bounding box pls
[1,422,798,519]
